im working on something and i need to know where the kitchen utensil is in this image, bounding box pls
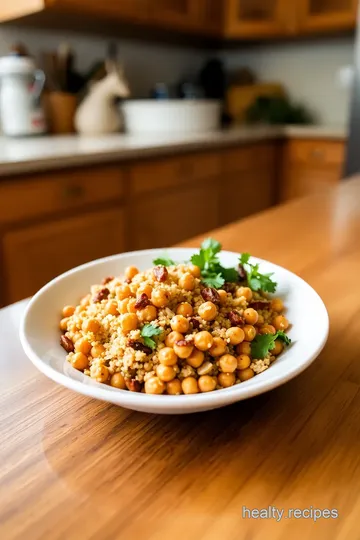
[0,55,47,136]
[20,248,329,415]
[122,99,221,134]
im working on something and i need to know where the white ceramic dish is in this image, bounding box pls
[122,100,221,134]
[20,248,329,415]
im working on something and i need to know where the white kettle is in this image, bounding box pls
[0,55,47,136]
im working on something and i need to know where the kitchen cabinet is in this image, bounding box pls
[2,208,125,304]
[151,0,201,31]
[46,0,150,21]
[224,0,294,38]
[280,138,345,202]
[298,0,357,33]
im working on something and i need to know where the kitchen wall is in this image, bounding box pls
[221,36,354,126]
[0,25,205,98]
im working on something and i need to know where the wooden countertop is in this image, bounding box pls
[1,177,360,539]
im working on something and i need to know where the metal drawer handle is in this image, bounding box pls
[310,148,325,160]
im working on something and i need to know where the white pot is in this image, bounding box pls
[122,99,222,134]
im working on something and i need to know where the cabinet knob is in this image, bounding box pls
[63,184,85,198]
[310,148,325,161]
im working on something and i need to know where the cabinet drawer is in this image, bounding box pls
[287,140,345,167]
[224,143,276,173]
[130,152,222,195]
[0,165,124,225]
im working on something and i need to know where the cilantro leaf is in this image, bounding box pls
[153,256,175,267]
[218,266,239,283]
[239,254,277,293]
[201,238,221,254]
[251,331,292,359]
[140,324,163,350]
[191,253,205,269]
[202,273,225,289]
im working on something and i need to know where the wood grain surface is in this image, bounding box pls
[2,177,360,540]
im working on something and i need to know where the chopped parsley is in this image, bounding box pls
[153,255,175,267]
[251,331,291,359]
[191,238,239,289]
[239,253,277,293]
[140,324,163,350]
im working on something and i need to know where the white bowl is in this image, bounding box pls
[122,100,222,134]
[20,248,329,415]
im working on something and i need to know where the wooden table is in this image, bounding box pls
[2,178,360,540]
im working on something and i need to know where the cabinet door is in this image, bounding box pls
[225,0,293,38]
[151,0,201,30]
[298,0,357,32]
[132,180,219,249]
[199,0,225,35]
[2,207,125,304]
[47,0,149,21]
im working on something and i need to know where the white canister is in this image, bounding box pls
[0,55,47,136]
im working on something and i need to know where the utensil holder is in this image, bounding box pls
[45,92,77,134]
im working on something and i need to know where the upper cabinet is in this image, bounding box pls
[298,0,358,33]
[224,0,295,38]
[0,0,356,39]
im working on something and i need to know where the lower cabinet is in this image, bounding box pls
[132,179,219,249]
[2,207,125,304]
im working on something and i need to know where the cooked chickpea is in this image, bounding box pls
[186,349,204,368]
[176,302,193,317]
[105,301,119,316]
[194,331,213,351]
[120,313,139,333]
[137,283,153,298]
[188,264,201,278]
[80,294,90,307]
[174,342,194,359]
[198,301,218,322]
[110,373,126,389]
[217,289,228,305]
[236,287,253,301]
[226,327,245,345]
[138,305,157,323]
[127,298,137,313]
[238,368,255,382]
[197,361,213,376]
[182,377,199,394]
[171,315,189,333]
[179,272,195,291]
[218,372,235,388]
[158,347,178,366]
[271,298,284,313]
[75,337,92,355]
[91,344,105,358]
[259,324,276,335]
[125,266,139,280]
[166,379,182,395]
[118,298,130,314]
[237,354,251,370]
[198,375,216,393]
[244,308,259,325]
[219,354,237,373]
[156,364,176,382]
[256,314,265,326]
[236,342,252,356]
[243,325,257,342]
[116,284,132,300]
[90,364,109,383]
[82,318,101,333]
[59,317,69,332]
[71,352,89,370]
[165,331,184,348]
[62,305,75,318]
[151,289,169,308]
[272,339,284,356]
[273,315,290,331]
[145,376,165,395]
[209,337,227,357]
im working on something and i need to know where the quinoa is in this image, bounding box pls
[59,261,290,395]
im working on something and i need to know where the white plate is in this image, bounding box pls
[20,248,329,415]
